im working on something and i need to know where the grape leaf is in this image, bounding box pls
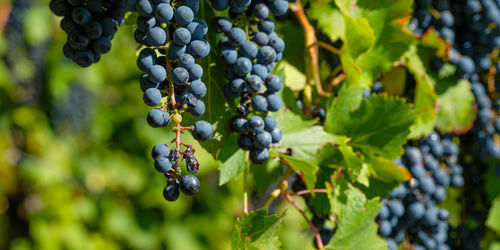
[343,16,374,59]
[435,80,476,134]
[325,85,364,134]
[327,182,387,250]
[365,156,411,182]
[217,134,246,185]
[276,61,306,91]
[309,1,345,41]
[279,153,319,196]
[335,0,415,88]
[487,195,500,235]
[380,67,406,96]
[329,95,416,159]
[274,109,334,162]
[405,45,438,139]
[232,208,285,250]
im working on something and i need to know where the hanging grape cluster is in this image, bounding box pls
[49,0,125,67]
[212,0,293,164]
[410,0,500,159]
[127,0,212,202]
[376,132,464,250]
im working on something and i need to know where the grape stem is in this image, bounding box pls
[291,0,330,99]
[315,41,341,55]
[284,192,324,249]
[243,150,250,214]
[292,189,328,196]
[262,167,294,208]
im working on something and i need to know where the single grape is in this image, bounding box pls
[163,183,180,201]
[192,120,213,141]
[154,156,173,173]
[250,147,269,164]
[187,80,207,98]
[247,115,265,134]
[251,95,268,112]
[152,143,170,159]
[180,175,200,195]
[173,27,192,46]
[155,3,174,22]
[174,6,194,26]
[143,88,162,106]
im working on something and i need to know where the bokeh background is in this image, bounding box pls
[0,0,312,249]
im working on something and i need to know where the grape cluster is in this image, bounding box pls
[49,0,125,67]
[127,0,212,201]
[410,0,500,161]
[213,0,290,164]
[470,81,500,159]
[151,143,201,201]
[295,91,326,121]
[376,132,464,250]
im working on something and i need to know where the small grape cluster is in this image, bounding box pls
[49,0,125,67]
[151,143,201,201]
[213,0,289,164]
[470,80,500,159]
[127,0,213,201]
[212,0,293,16]
[376,132,464,250]
[295,90,326,121]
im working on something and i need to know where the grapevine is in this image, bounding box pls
[2,0,500,249]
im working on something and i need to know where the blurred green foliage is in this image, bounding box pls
[0,1,312,249]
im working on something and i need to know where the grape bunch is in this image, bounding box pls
[410,0,500,161]
[127,0,213,201]
[470,80,500,159]
[49,0,125,67]
[376,132,464,250]
[411,0,500,76]
[213,0,290,164]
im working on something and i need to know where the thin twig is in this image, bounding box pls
[316,41,341,55]
[285,192,324,249]
[291,1,330,98]
[243,151,250,214]
[292,189,329,196]
[262,167,294,208]
[327,73,346,92]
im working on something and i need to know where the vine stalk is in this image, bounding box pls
[291,0,330,100]
[243,151,250,214]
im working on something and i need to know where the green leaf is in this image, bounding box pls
[325,85,364,134]
[366,156,411,182]
[333,95,416,159]
[380,67,407,96]
[405,46,438,139]
[487,195,500,235]
[343,16,375,58]
[309,1,345,41]
[217,134,246,185]
[335,0,415,87]
[276,61,306,91]
[279,154,319,196]
[328,183,387,250]
[274,109,334,162]
[232,208,285,250]
[435,80,476,133]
